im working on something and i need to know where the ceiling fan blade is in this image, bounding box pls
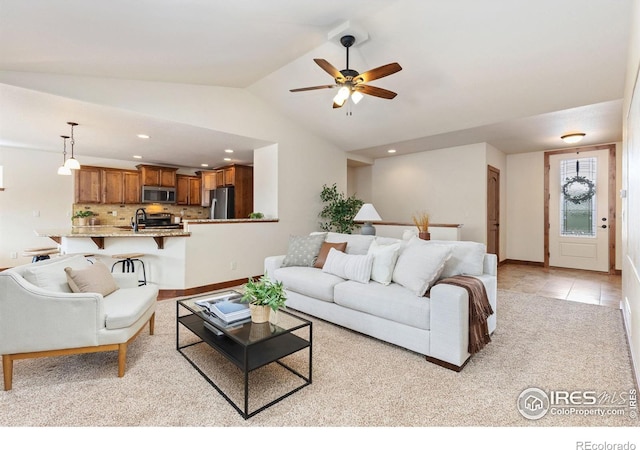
[314,59,345,82]
[354,63,402,84]
[290,84,336,92]
[357,84,398,99]
[332,101,345,109]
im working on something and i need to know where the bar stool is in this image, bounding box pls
[22,247,60,263]
[111,253,147,286]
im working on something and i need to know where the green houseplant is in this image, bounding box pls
[241,276,287,323]
[319,183,364,234]
[72,210,95,226]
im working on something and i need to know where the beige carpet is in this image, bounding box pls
[0,290,636,427]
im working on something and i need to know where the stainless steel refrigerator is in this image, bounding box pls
[209,187,235,219]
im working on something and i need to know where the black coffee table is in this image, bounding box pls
[176,290,312,419]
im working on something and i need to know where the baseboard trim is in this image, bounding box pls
[499,259,544,267]
[157,275,261,300]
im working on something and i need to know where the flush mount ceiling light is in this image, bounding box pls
[561,133,586,144]
[63,122,81,170]
[224,149,234,153]
[387,149,396,153]
[137,134,150,139]
[57,135,71,176]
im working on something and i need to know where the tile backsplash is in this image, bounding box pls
[73,204,210,226]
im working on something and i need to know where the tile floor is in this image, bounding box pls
[498,263,622,308]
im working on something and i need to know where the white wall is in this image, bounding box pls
[0,72,348,270]
[0,146,75,265]
[505,151,546,263]
[621,0,640,388]
[368,143,489,243]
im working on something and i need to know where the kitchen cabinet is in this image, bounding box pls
[197,165,253,215]
[176,175,202,205]
[74,166,102,204]
[137,164,178,187]
[102,169,140,204]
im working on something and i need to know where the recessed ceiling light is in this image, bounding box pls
[133,155,143,159]
[387,149,397,153]
[137,134,150,139]
[224,158,232,161]
[224,149,234,153]
[201,163,209,167]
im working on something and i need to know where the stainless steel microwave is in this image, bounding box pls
[141,186,176,204]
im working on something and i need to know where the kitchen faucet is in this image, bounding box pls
[133,208,147,231]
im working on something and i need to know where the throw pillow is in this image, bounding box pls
[23,255,91,293]
[65,262,119,296]
[282,233,327,267]
[392,241,452,296]
[314,241,347,268]
[367,240,401,285]
[426,239,486,278]
[322,247,374,284]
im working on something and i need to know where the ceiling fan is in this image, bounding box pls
[290,35,402,109]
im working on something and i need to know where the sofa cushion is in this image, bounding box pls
[65,262,119,296]
[392,239,452,296]
[23,255,91,293]
[102,284,157,330]
[282,233,327,267]
[367,240,401,285]
[322,248,374,284]
[272,266,344,303]
[334,281,430,330]
[324,232,375,255]
[427,240,487,278]
[314,241,347,268]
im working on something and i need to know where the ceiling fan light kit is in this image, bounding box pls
[290,34,402,110]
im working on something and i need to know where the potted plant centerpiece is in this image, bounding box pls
[241,276,287,323]
[72,210,96,226]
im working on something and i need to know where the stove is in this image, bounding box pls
[139,213,180,228]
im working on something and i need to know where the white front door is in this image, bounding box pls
[548,149,609,272]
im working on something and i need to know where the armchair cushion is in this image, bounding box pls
[22,255,91,292]
[65,262,119,297]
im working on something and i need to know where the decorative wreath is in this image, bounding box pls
[562,175,596,204]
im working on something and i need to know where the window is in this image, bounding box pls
[560,157,596,237]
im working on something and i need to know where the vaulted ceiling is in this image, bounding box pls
[0,0,632,168]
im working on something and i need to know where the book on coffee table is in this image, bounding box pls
[196,296,250,324]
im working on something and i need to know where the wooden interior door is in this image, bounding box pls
[487,166,500,258]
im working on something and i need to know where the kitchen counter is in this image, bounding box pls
[36,226,191,250]
[184,218,278,224]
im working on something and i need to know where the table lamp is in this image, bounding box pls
[354,203,382,235]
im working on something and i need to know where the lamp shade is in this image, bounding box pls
[354,203,382,222]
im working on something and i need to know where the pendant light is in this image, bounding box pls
[57,135,72,176]
[64,122,81,170]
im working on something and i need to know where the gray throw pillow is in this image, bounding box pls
[282,233,327,267]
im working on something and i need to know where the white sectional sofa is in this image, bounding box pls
[265,232,497,371]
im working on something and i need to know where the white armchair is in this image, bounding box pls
[0,255,158,390]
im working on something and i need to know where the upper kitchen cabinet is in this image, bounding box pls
[74,166,102,204]
[75,166,140,204]
[176,175,202,206]
[102,169,140,204]
[137,164,178,187]
[197,165,253,213]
